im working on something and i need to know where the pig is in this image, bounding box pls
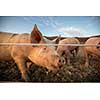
[84,37,100,67]
[0,24,65,81]
[57,38,80,65]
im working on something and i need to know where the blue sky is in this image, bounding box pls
[0,16,100,37]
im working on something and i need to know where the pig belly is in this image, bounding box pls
[90,48,100,56]
[86,47,100,56]
[0,46,12,61]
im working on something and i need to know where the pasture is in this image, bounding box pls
[0,36,100,82]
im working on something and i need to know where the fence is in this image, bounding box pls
[0,43,100,47]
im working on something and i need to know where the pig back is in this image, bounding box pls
[59,38,80,50]
[0,32,29,60]
[85,37,100,56]
[0,32,15,43]
[0,32,16,60]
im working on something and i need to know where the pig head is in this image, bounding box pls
[57,38,80,65]
[0,24,65,81]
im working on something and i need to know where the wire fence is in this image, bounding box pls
[0,43,100,47]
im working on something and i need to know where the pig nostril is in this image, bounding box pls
[59,59,61,63]
[61,58,66,64]
[62,59,65,63]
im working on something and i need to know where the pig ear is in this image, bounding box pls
[52,35,61,44]
[31,24,44,43]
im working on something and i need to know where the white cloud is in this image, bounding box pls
[23,16,33,25]
[57,27,85,37]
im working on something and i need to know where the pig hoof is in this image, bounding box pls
[23,71,31,82]
[24,75,31,82]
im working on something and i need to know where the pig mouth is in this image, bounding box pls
[47,65,60,72]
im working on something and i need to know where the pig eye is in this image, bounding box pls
[43,47,47,50]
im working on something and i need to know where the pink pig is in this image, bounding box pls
[0,24,65,81]
[84,37,100,67]
[57,38,80,65]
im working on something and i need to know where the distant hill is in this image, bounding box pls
[90,35,100,37]
[0,32,99,43]
[44,35,100,43]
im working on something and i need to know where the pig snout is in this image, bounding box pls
[56,57,66,68]
[51,56,65,73]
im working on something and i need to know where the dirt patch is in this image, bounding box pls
[0,56,100,82]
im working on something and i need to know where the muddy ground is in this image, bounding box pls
[0,56,100,82]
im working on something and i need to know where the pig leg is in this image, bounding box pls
[67,57,70,65]
[71,50,76,57]
[84,49,89,67]
[72,47,79,57]
[13,57,31,81]
[27,61,33,69]
[71,49,76,57]
[66,51,71,65]
[75,47,79,57]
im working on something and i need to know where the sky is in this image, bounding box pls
[0,16,100,37]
